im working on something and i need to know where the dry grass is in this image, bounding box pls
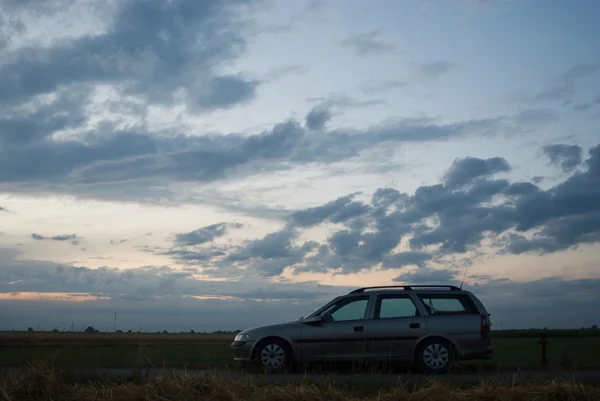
[1,366,599,401]
[0,332,234,346]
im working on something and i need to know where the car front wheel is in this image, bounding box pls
[254,338,293,373]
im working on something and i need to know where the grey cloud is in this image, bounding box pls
[196,75,259,111]
[585,144,600,177]
[413,61,457,80]
[0,0,258,110]
[572,96,600,112]
[198,142,600,276]
[393,266,459,284]
[3,245,598,330]
[359,79,408,95]
[382,251,433,269]
[532,63,599,104]
[0,206,7,212]
[1,99,523,203]
[288,192,371,228]
[443,156,511,188]
[543,144,583,173]
[532,176,545,184]
[305,105,331,130]
[31,233,79,244]
[227,229,297,261]
[0,249,600,331]
[307,94,387,111]
[511,108,559,128]
[174,222,242,246]
[341,30,396,56]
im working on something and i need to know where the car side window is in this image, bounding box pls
[321,296,369,322]
[375,295,419,319]
[418,295,476,315]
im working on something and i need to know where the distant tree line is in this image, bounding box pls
[25,326,243,334]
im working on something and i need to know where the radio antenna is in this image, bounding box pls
[459,264,470,290]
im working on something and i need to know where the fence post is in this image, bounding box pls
[538,331,548,367]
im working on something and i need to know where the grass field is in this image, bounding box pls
[2,366,600,401]
[1,330,599,372]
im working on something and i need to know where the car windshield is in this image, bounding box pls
[303,296,340,318]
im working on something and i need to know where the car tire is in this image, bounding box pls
[414,338,454,375]
[253,338,293,374]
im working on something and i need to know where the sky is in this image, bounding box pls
[1,0,599,333]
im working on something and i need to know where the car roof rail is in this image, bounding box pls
[349,285,461,294]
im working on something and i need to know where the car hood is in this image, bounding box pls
[240,320,303,339]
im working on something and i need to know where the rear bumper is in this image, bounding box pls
[230,340,255,362]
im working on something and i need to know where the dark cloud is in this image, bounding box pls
[305,105,331,130]
[542,144,583,173]
[443,156,511,188]
[31,233,79,245]
[174,222,242,246]
[180,142,600,276]
[0,0,257,109]
[0,85,531,206]
[0,206,7,212]
[224,228,320,276]
[341,30,396,56]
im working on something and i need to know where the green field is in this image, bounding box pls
[1,330,599,371]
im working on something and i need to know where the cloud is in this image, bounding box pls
[305,105,331,130]
[572,95,600,112]
[0,0,258,110]
[0,206,7,212]
[532,63,599,104]
[341,29,397,56]
[162,142,600,277]
[412,61,458,80]
[393,266,459,284]
[542,144,583,173]
[0,78,538,209]
[174,222,242,246]
[443,156,511,188]
[31,233,80,245]
[1,246,598,331]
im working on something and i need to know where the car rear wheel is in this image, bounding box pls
[254,338,293,373]
[415,338,454,374]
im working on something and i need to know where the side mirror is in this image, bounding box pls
[301,315,323,325]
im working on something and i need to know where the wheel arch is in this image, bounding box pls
[413,334,459,360]
[251,335,296,360]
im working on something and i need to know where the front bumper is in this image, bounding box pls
[230,340,255,362]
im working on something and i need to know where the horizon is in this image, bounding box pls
[1,0,599,333]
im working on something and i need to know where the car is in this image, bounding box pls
[231,285,493,374]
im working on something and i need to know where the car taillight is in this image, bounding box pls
[481,314,490,334]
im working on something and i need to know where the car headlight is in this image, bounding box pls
[234,333,249,342]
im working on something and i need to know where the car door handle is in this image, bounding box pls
[353,326,364,332]
[409,322,420,329]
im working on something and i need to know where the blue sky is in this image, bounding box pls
[0,0,599,332]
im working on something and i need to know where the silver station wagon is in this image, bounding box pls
[231,285,493,374]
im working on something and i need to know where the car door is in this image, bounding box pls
[364,293,428,362]
[298,294,372,362]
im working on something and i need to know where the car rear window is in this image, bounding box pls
[417,294,478,315]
